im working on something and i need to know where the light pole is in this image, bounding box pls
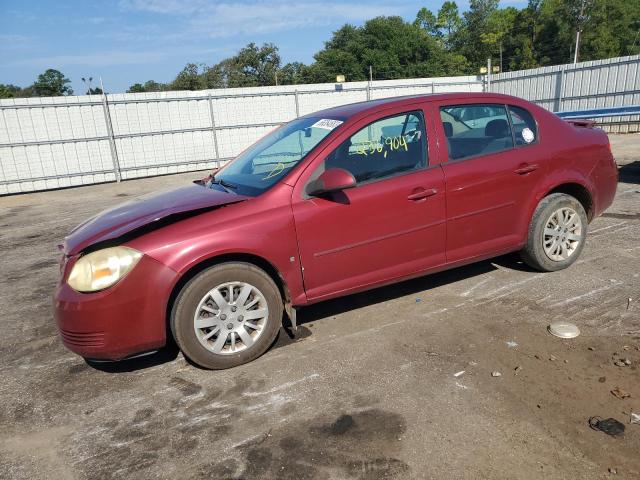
[81,77,93,95]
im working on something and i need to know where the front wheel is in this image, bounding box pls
[171,263,282,369]
[520,193,588,272]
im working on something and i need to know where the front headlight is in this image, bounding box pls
[67,246,143,292]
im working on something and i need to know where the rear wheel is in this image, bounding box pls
[171,263,282,369]
[520,193,588,272]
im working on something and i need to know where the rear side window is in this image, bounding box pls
[508,105,538,146]
[440,104,514,161]
[323,110,427,184]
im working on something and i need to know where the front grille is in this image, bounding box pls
[59,329,105,348]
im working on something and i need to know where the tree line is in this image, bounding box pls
[2,0,639,98]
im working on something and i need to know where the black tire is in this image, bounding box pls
[520,193,588,272]
[170,262,283,369]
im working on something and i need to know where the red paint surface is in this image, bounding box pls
[54,93,618,360]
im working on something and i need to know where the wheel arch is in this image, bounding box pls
[546,182,594,221]
[164,253,292,341]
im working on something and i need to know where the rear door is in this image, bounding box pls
[291,107,446,301]
[434,101,545,262]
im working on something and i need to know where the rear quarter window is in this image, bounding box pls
[508,105,538,146]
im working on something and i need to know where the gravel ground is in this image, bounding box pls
[0,134,639,480]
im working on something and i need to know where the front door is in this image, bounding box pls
[292,108,446,301]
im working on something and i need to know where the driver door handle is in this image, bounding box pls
[514,163,539,175]
[407,188,438,201]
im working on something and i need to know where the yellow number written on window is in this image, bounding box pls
[355,135,408,157]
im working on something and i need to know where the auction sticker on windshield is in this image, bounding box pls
[312,119,343,130]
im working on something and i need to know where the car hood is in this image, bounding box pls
[64,184,248,255]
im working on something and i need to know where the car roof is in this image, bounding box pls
[305,92,527,121]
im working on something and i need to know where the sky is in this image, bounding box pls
[0,0,526,94]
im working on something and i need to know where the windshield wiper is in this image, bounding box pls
[210,177,238,193]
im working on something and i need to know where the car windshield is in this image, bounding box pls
[208,116,344,196]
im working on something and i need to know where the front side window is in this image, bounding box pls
[508,105,538,146]
[322,111,427,184]
[210,116,343,196]
[440,104,514,161]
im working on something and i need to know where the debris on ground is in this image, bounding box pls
[630,413,640,425]
[589,416,626,437]
[491,371,502,377]
[609,467,618,475]
[611,387,631,400]
[506,340,518,348]
[614,358,632,367]
[548,321,581,338]
[599,376,607,383]
[514,366,522,374]
[453,370,465,377]
[415,298,422,303]
[588,346,596,351]
[549,354,558,362]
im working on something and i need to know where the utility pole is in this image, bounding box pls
[369,65,373,82]
[573,0,591,64]
[487,58,492,92]
[499,42,503,73]
[275,71,279,86]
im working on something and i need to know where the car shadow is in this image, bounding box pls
[85,252,528,373]
[619,161,640,184]
[295,253,526,326]
[85,343,180,373]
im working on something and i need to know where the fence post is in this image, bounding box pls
[101,92,121,182]
[294,90,300,117]
[207,93,220,165]
[557,67,567,112]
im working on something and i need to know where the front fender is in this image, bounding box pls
[127,201,307,307]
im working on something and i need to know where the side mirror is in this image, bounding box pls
[306,168,356,197]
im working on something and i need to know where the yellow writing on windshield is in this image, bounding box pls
[262,162,285,180]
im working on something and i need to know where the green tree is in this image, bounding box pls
[31,69,73,96]
[304,16,466,83]
[437,1,462,49]
[219,42,281,87]
[455,0,500,67]
[279,62,307,85]
[171,63,206,90]
[127,83,145,93]
[414,8,440,37]
[127,80,168,93]
[0,84,23,98]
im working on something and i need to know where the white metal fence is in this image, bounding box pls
[491,54,640,133]
[1,54,638,195]
[0,76,482,194]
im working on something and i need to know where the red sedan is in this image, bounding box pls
[54,93,618,369]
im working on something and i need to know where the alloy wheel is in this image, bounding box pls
[193,282,269,355]
[542,207,583,262]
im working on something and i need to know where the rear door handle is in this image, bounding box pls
[407,188,438,201]
[514,163,539,175]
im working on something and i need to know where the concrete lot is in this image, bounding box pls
[1,134,639,479]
